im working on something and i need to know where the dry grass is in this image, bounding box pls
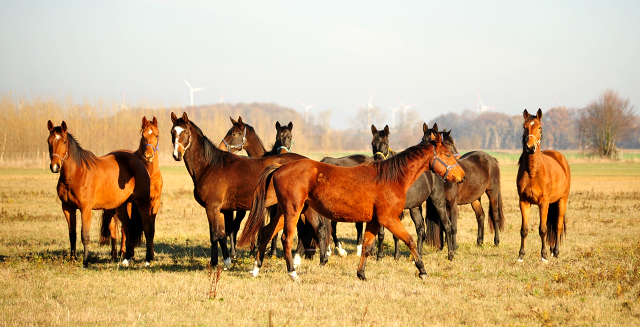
[1,163,640,326]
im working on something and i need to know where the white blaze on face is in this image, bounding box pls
[530,121,535,126]
[172,126,185,157]
[148,129,153,134]
[55,134,60,140]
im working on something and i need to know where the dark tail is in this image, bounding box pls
[546,201,565,247]
[99,209,117,246]
[424,199,442,248]
[129,202,144,248]
[487,191,506,233]
[237,164,281,248]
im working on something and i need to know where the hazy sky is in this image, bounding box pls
[1,0,639,129]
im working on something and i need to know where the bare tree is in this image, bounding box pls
[577,89,636,158]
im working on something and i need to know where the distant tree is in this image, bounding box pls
[349,106,387,133]
[543,106,578,150]
[577,89,636,158]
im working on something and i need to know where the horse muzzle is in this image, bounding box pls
[50,163,60,173]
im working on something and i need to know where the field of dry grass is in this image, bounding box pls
[1,161,640,326]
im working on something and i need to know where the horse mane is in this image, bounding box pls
[370,141,432,183]
[188,120,239,168]
[67,133,99,170]
[246,125,266,152]
[519,115,544,166]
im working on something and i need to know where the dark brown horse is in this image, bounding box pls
[170,112,326,268]
[517,109,570,262]
[47,121,153,267]
[423,125,505,250]
[238,127,465,281]
[99,116,164,265]
[217,117,295,258]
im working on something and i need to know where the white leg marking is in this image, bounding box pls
[122,259,129,267]
[517,258,524,263]
[250,261,260,277]
[337,243,347,257]
[541,257,549,263]
[224,257,232,270]
[356,244,363,256]
[288,271,300,282]
[144,261,150,267]
[293,254,302,269]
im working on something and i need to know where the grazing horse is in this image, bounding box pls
[47,121,153,267]
[99,116,164,265]
[517,109,570,262]
[170,112,327,268]
[423,125,505,250]
[238,127,464,281]
[217,117,295,258]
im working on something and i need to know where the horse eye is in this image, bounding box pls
[446,154,451,157]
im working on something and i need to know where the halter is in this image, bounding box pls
[431,146,460,182]
[277,145,291,153]
[526,134,541,153]
[50,138,69,167]
[374,147,394,160]
[174,130,191,154]
[144,143,159,160]
[222,126,247,152]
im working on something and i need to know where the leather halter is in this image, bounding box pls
[277,145,291,153]
[431,146,459,182]
[222,126,247,152]
[526,134,541,153]
[50,138,69,167]
[175,130,191,154]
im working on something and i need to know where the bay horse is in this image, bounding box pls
[217,117,295,258]
[237,127,464,281]
[47,121,153,268]
[99,116,163,265]
[517,109,570,262]
[170,112,327,268]
[423,125,505,251]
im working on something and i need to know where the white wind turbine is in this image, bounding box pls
[184,79,204,106]
[385,102,403,128]
[119,92,128,111]
[395,98,417,126]
[219,91,226,104]
[296,100,318,123]
[474,92,495,113]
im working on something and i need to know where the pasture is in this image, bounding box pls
[1,162,640,326]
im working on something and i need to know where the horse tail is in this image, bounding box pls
[237,164,281,248]
[99,209,116,246]
[487,191,506,233]
[128,202,144,248]
[546,201,565,247]
[424,199,442,248]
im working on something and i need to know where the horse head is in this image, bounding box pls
[430,124,465,183]
[371,124,391,161]
[220,116,247,153]
[47,120,69,173]
[522,109,543,154]
[170,112,192,161]
[140,116,160,163]
[275,121,293,154]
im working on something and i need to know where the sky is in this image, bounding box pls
[1,0,639,130]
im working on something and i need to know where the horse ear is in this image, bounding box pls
[275,121,281,131]
[523,109,529,120]
[288,122,293,131]
[434,129,442,146]
[142,116,149,126]
[171,112,178,123]
[152,116,158,126]
[423,122,428,133]
[238,116,243,124]
[61,121,67,132]
[536,108,543,120]
[47,120,54,132]
[371,125,378,135]
[230,116,237,125]
[432,123,439,133]
[182,112,189,123]
[384,125,389,135]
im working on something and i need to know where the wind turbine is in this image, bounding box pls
[184,79,204,106]
[119,92,128,111]
[385,102,403,128]
[474,92,495,113]
[296,100,318,123]
[219,91,226,104]
[395,98,417,126]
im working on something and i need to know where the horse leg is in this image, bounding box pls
[79,206,92,268]
[223,210,236,259]
[357,220,381,281]
[251,209,285,277]
[538,201,550,262]
[356,222,364,256]
[449,201,459,252]
[376,226,386,261]
[487,191,501,246]
[281,206,305,282]
[552,198,568,258]
[62,204,77,261]
[409,205,425,256]
[303,208,328,266]
[205,206,229,268]
[136,201,155,266]
[470,199,485,246]
[380,216,427,279]
[517,200,531,262]
[331,221,346,256]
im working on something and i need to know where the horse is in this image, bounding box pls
[170,112,327,268]
[47,120,154,268]
[217,116,295,258]
[237,126,464,281]
[321,124,451,261]
[99,116,163,265]
[423,125,506,251]
[516,109,570,262]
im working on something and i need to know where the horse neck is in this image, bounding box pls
[243,130,267,158]
[522,148,544,178]
[135,141,159,174]
[58,148,83,183]
[387,145,433,192]
[182,132,210,180]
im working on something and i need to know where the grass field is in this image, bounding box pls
[1,161,640,326]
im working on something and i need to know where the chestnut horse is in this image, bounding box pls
[47,121,153,267]
[217,117,295,258]
[99,116,163,265]
[170,112,327,268]
[423,125,505,250]
[238,128,464,281]
[517,109,570,262]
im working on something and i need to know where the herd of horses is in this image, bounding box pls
[45,108,571,281]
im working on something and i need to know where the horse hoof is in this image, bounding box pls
[516,258,524,263]
[326,250,332,257]
[541,258,549,264]
[144,261,151,267]
[419,273,428,280]
[293,254,302,269]
[288,271,300,282]
[122,259,130,267]
[250,267,260,277]
[337,248,347,257]
[223,258,232,271]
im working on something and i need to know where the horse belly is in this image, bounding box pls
[308,198,372,223]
